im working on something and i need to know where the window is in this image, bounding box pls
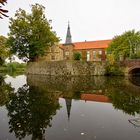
[93,51,96,60]
[87,51,90,61]
[99,50,102,55]
[51,55,55,60]
[87,51,90,54]
[65,51,69,55]
[51,47,54,52]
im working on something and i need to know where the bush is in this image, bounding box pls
[7,62,26,72]
[0,58,4,66]
[0,62,26,73]
[130,50,140,59]
[73,52,81,60]
[105,64,124,76]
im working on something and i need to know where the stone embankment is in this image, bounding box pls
[26,61,106,76]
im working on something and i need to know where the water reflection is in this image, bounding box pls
[0,75,14,106]
[129,76,140,87]
[6,84,60,140]
[0,75,140,139]
[27,75,140,116]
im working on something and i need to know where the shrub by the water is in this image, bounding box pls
[105,64,124,76]
[73,52,81,60]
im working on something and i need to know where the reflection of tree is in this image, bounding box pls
[0,75,13,106]
[105,77,140,116]
[28,75,140,116]
[6,84,60,140]
[108,90,140,115]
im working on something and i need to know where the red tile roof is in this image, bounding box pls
[73,39,112,50]
[59,39,112,50]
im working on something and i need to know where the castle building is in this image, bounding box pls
[39,23,112,61]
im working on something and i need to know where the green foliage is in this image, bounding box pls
[73,52,81,60]
[106,30,140,75]
[0,58,4,65]
[73,91,81,99]
[105,77,140,115]
[0,35,9,65]
[130,49,140,59]
[107,54,115,65]
[105,64,124,76]
[106,54,124,76]
[8,4,59,62]
[0,62,26,74]
[0,75,13,106]
[6,62,26,72]
[107,30,140,60]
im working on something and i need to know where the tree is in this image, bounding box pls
[0,0,8,19]
[0,35,9,65]
[8,4,59,62]
[107,30,140,60]
[73,52,81,60]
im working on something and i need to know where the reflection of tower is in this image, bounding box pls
[65,22,72,44]
[65,98,72,121]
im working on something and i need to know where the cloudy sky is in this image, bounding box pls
[0,0,140,43]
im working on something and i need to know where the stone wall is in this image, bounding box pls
[26,61,106,76]
[121,59,140,67]
[120,59,140,76]
[37,45,64,61]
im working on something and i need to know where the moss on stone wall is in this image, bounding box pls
[26,61,106,76]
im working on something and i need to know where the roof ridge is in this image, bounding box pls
[73,39,112,44]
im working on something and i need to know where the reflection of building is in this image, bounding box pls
[64,93,110,121]
[65,98,72,120]
[39,23,112,62]
[81,94,110,103]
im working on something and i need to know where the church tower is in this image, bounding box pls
[65,22,72,44]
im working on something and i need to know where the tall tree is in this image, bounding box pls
[0,35,9,65]
[107,30,140,60]
[8,4,59,62]
[0,0,8,19]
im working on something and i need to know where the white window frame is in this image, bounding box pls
[87,51,90,61]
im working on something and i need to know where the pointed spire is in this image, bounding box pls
[65,98,72,121]
[65,21,72,44]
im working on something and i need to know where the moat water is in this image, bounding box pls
[0,74,140,140]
